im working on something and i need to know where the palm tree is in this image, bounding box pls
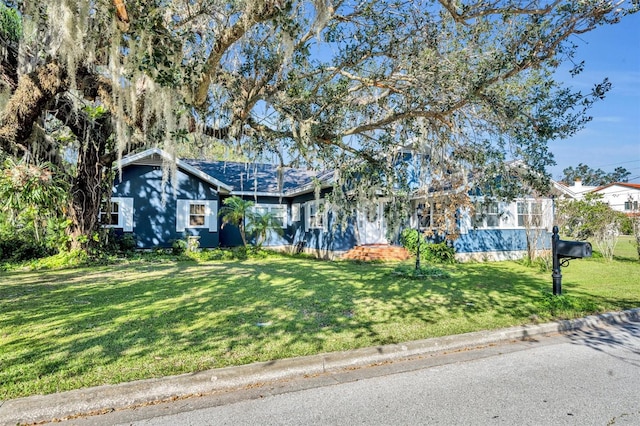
[219,196,254,247]
[248,210,284,248]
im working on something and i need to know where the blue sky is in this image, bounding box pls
[548,11,640,183]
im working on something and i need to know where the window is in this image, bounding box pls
[99,197,134,232]
[250,204,287,228]
[100,201,120,226]
[189,203,206,226]
[625,201,638,211]
[517,201,543,227]
[176,200,217,232]
[417,203,431,229]
[305,200,326,230]
[473,202,499,228]
[416,202,446,230]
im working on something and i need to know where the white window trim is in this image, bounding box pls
[249,204,288,228]
[516,199,546,229]
[473,200,501,229]
[101,197,133,232]
[291,203,301,222]
[305,199,327,231]
[176,199,217,233]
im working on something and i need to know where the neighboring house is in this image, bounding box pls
[559,179,598,200]
[591,182,640,214]
[105,148,556,261]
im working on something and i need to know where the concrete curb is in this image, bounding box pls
[2,308,639,425]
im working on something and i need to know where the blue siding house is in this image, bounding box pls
[105,148,555,261]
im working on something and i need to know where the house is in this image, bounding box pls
[591,182,640,215]
[104,148,556,261]
[559,179,598,200]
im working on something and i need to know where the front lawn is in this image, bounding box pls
[1,248,638,400]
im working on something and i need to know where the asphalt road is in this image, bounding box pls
[58,320,640,426]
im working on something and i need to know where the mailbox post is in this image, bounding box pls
[551,225,593,295]
[552,226,562,295]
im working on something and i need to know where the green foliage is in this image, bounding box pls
[556,193,625,260]
[399,229,456,264]
[400,228,427,256]
[0,3,21,42]
[219,196,255,247]
[620,215,634,236]
[561,163,631,186]
[0,225,53,262]
[26,249,89,270]
[520,251,552,273]
[95,229,137,255]
[539,293,601,319]
[0,159,70,255]
[425,242,457,264]
[171,239,188,255]
[247,210,284,248]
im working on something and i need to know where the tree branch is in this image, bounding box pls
[192,1,289,108]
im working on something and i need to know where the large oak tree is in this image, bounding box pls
[1,0,637,247]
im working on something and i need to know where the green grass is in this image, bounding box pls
[1,245,638,400]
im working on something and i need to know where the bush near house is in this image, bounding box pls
[399,229,456,264]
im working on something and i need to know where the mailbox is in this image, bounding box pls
[556,240,592,259]
[551,226,592,296]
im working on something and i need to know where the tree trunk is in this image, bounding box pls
[67,138,109,250]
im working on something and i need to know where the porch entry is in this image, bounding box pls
[356,201,388,245]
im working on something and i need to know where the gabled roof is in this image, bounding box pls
[118,148,233,192]
[118,148,333,196]
[593,182,640,192]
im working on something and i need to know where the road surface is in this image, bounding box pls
[58,320,639,425]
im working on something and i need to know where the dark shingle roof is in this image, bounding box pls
[183,159,330,194]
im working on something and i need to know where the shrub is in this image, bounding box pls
[400,229,456,264]
[171,239,188,255]
[399,228,425,255]
[424,241,456,264]
[0,228,54,262]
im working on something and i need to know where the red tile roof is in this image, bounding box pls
[593,182,640,192]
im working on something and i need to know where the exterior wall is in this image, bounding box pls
[449,197,553,260]
[290,190,357,258]
[111,165,220,249]
[593,185,640,214]
[218,195,292,248]
[454,229,551,261]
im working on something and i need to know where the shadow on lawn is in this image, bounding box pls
[0,258,551,398]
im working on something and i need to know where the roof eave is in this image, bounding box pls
[117,148,233,193]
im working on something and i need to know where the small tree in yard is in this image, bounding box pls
[219,197,254,247]
[556,193,626,261]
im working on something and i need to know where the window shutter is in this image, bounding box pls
[207,200,218,232]
[120,198,134,232]
[321,201,328,231]
[176,200,188,232]
[458,207,470,234]
[304,202,310,232]
[291,203,300,222]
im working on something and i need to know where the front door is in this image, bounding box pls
[356,202,387,245]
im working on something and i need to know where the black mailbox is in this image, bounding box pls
[551,226,592,296]
[556,240,592,259]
